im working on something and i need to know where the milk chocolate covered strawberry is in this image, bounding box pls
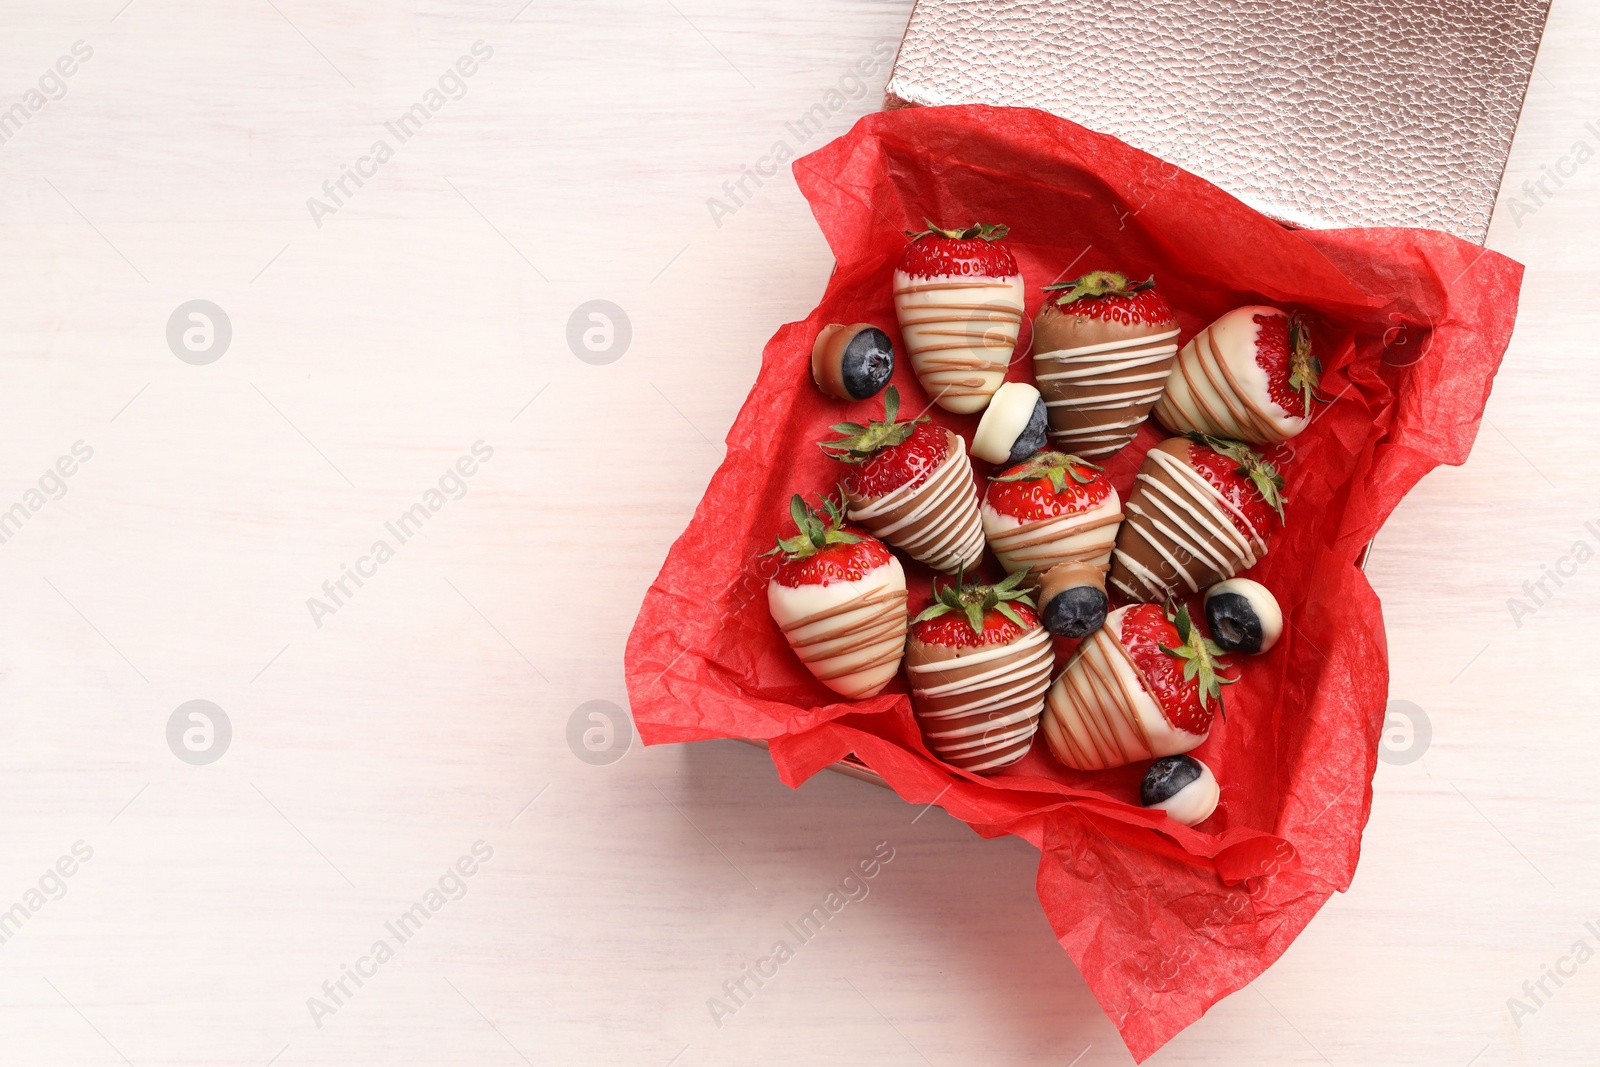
[905,571,1053,773]
[1042,601,1234,771]
[1108,435,1283,603]
[820,386,985,574]
[1032,272,1181,458]
[893,220,1025,414]
[980,451,1122,579]
[1153,306,1322,444]
[766,494,907,699]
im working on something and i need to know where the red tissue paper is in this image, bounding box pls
[625,104,1521,1060]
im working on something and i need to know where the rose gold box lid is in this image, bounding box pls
[884,0,1552,244]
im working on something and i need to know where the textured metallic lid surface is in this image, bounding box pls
[885,0,1552,243]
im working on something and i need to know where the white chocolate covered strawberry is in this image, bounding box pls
[766,494,907,700]
[1153,306,1322,444]
[1042,601,1234,772]
[1109,435,1283,603]
[820,386,986,575]
[980,451,1121,579]
[906,571,1052,773]
[893,220,1025,414]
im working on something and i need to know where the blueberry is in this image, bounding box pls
[1005,397,1049,465]
[1203,578,1282,655]
[1140,755,1203,807]
[840,327,894,400]
[1042,583,1107,638]
[1139,755,1219,826]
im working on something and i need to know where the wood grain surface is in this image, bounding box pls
[0,1,1593,1064]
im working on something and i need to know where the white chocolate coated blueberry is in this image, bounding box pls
[1144,757,1220,827]
[972,382,1043,464]
[1204,577,1283,654]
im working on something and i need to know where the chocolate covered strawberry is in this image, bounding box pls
[1109,435,1283,603]
[905,571,1053,773]
[1033,271,1182,458]
[1042,600,1234,771]
[893,220,1025,414]
[766,494,907,699]
[980,451,1122,579]
[820,385,985,574]
[1154,306,1322,444]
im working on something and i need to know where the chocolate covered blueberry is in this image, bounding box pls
[811,323,895,401]
[972,381,1047,465]
[1203,577,1283,655]
[1036,561,1109,639]
[1139,754,1219,826]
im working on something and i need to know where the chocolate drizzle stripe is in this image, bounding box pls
[985,503,1122,575]
[793,609,906,665]
[899,308,1024,321]
[913,634,1052,708]
[1049,633,1137,768]
[1109,448,1266,600]
[894,278,1020,294]
[896,273,1023,412]
[1155,326,1305,444]
[847,432,985,573]
[1035,349,1179,377]
[779,584,906,633]
[777,579,907,699]
[1046,623,1158,770]
[1035,327,1182,359]
[908,627,1051,770]
[1197,330,1277,441]
[1153,448,1267,555]
[1034,329,1181,458]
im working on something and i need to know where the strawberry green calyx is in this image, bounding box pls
[913,568,1036,636]
[1042,271,1155,307]
[990,450,1102,494]
[817,385,929,464]
[904,219,1010,243]
[1286,311,1324,416]
[764,493,861,561]
[1158,598,1237,714]
[1186,432,1287,523]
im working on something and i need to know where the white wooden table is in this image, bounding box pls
[0,1,1593,1064]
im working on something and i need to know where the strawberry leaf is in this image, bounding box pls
[1286,312,1324,416]
[767,491,861,562]
[905,220,1010,243]
[819,385,929,465]
[1042,271,1156,308]
[989,451,1103,495]
[1159,599,1236,716]
[1185,433,1286,523]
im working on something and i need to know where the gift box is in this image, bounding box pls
[884,0,1553,243]
[626,103,1522,1060]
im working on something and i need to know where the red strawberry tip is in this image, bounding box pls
[1184,432,1286,523]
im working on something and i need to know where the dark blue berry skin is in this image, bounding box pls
[1206,591,1263,654]
[1141,755,1203,807]
[840,327,894,400]
[1041,584,1107,638]
[1005,397,1050,465]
